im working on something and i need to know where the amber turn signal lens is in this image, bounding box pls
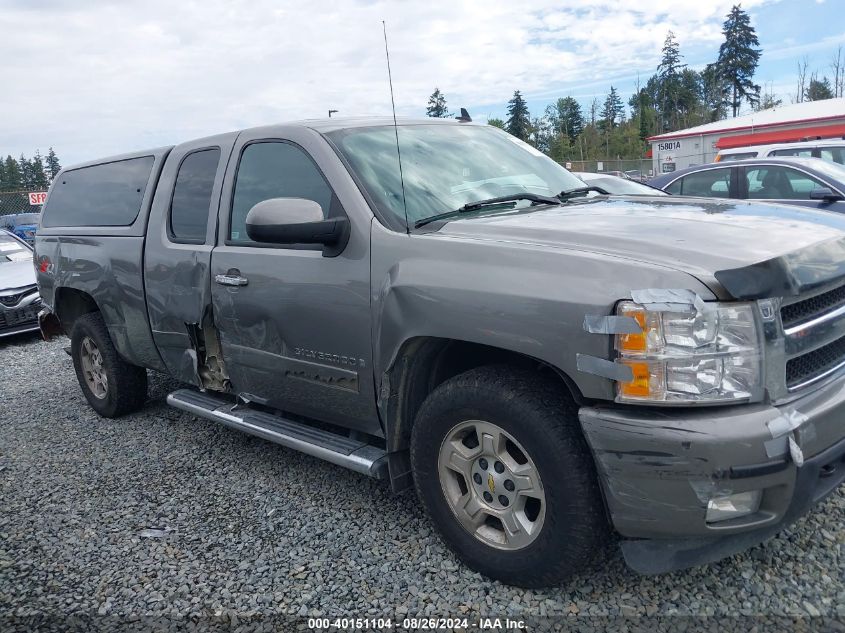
[617,306,646,353]
[618,360,653,398]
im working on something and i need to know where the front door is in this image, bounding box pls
[741,164,845,213]
[210,128,378,434]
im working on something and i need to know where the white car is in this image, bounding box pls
[574,172,667,196]
[716,138,845,165]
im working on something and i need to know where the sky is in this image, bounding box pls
[1,0,844,166]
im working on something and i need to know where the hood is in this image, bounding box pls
[434,196,845,298]
[0,258,37,291]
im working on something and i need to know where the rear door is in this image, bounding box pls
[209,126,378,434]
[144,133,237,384]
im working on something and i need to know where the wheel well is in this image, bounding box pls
[54,288,99,332]
[383,337,582,454]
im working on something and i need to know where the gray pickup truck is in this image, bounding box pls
[35,118,845,587]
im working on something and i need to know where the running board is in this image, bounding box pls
[166,389,388,479]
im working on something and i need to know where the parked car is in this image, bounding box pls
[2,212,41,244]
[649,157,845,212]
[35,118,845,587]
[574,171,667,196]
[715,137,845,165]
[623,169,650,182]
[0,229,40,338]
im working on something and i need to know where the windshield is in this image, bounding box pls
[576,174,667,196]
[326,124,585,227]
[0,233,31,263]
[809,159,845,185]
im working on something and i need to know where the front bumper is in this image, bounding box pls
[0,296,41,338]
[579,374,845,573]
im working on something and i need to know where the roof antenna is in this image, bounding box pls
[456,108,472,122]
[382,21,409,234]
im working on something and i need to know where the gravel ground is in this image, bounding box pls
[1,334,843,630]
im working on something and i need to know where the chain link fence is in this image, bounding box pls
[0,190,45,217]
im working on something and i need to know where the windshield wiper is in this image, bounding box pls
[558,186,610,200]
[414,193,561,228]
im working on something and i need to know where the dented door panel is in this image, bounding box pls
[209,126,379,434]
[144,132,238,385]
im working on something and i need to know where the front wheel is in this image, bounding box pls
[70,312,148,417]
[411,365,607,587]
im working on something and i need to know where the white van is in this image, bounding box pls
[715,138,845,164]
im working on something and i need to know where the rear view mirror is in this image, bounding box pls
[809,187,844,203]
[245,198,349,256]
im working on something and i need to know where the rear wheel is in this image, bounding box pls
[70,312,148,417]
[411,365,607,587]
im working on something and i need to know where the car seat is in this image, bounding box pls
[758,170,792,199]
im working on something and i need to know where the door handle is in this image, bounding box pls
[215,273,249,287]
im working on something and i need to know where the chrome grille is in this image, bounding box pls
[0,292,26,307]
[782,283,845,391]
[782,284,845,329]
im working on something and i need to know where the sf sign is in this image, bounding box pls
[657,141,681,152]
[28,192,48,205]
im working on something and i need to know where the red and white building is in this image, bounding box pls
[648,97,845,174]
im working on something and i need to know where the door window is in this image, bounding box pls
[169,148,220,242]
[230,142,333,243]
[770,148,813,158]
[745,166,827,200]
[676,169,732,197]
[819,147,845,165]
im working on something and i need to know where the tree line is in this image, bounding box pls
[0,149,62,192]
[426,4,843,164]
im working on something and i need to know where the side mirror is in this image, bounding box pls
[245,197,349,256]
[809,187,844,203]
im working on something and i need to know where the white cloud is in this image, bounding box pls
[0,0,778,164]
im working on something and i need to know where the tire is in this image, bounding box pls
[410,365,607,587]
[70,312,148,418]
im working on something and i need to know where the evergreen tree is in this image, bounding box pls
[805,75,834,101]
[0,159,6,191]
[600,86,624,129]
[715,4,762,117]
[701,63,729,122]
[487,117,506,129]
[19,154,34,189]
[505,90,531,141]
[425,88,451,118]
[46,147,61,180]
[657,31,685,130]
[4,156,22,191]
[31,151,48,189]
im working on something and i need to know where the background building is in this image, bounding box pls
[648,98,845,174]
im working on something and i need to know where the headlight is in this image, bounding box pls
[615,300,762,403]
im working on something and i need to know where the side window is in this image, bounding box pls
[770,148,813,158]
[230,142,333,243]
[678,169,732,198]
[820,147,845,165]
[169,148,221,242]
[664,178,682,195]
[746,166,826,200]
[41,156,154,227]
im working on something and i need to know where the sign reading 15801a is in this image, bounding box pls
[28,192,47,205]
[657,141,681,151]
